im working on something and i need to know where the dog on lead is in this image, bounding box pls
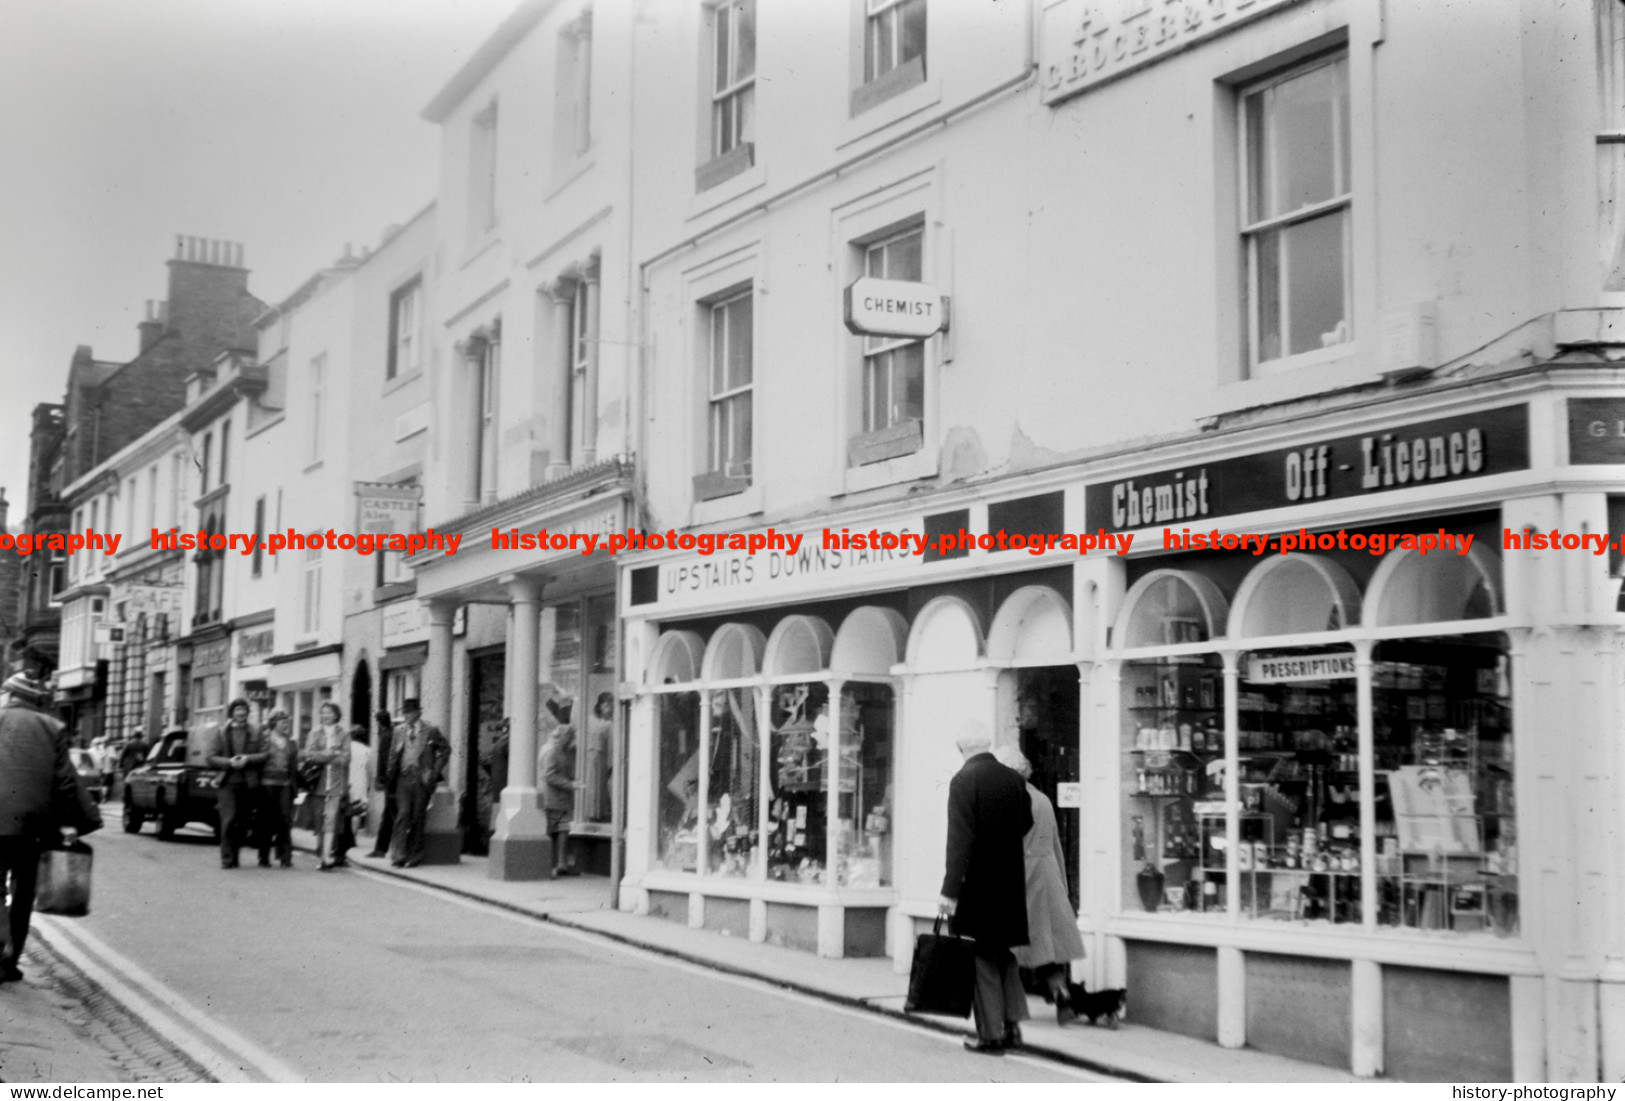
[1062,983,1127,1028]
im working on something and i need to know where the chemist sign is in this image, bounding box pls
[843,277,946,339]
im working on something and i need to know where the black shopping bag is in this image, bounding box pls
[36,840,93,917]
[904,916,976,1018]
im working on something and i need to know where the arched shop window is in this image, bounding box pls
[830,607,907,889]
[1365,544,1501,626]
[1367,550,1514,936]
[697,623,766,878]
[1112,546,1517,938]
[764,615,835,884]
[651,630,706,872]
[1115,570,1229,915]
[1228,556,1363,925]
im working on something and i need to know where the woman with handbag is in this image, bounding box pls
[256,710,298,868]
[304,703,352,871]
[994,745,1086,1025]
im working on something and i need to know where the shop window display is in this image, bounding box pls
[1230,648,1361,924]
[1122,652,1226,915]
[1372,634,1516,936]
[768,682,829,883]
[706,686,760,877]
[656,690,702,871]
[836,682,894,888]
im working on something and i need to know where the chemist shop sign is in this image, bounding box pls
[1083,405,1528,534]
[843,278,946,340]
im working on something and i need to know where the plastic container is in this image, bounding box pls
[35,840,93,916]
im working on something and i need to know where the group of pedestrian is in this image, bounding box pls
[0,671,102,986]
[205,696,445,871]
[939,728,1086,1056]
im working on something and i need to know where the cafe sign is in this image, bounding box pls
[1083,404,1529,533]
[1041,0,1304,106]
[843,278,946,340]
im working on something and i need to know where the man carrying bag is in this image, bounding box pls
[0,672,101,982]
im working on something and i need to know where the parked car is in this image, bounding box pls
[70,747,105,803]
[121,729,222,839]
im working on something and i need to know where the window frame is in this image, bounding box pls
[387,277,423,383]
[469,101,500,240]
[859,224,927,439]
[308,354,326,465]
[710,0,756,160]
[703,286,754,488]
[1239,52,1353,376]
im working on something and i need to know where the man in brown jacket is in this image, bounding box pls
[0,672,83,982]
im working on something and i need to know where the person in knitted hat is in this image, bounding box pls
[0,671,80,982]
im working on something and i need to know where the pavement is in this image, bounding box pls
[290,827,1359,1084]
[5,817,1359,1083]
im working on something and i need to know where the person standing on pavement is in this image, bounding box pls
[940,727,1033,1055]
[340,725,371,863]
[482,717,511,846]
[539,722,579,876]
[206,699,267,869]
[387,698,449,869]
[305,702,352,871]
[365,708,396,858]
[0,672,87,983]
[257,710,298,868]
[994,745,1086,1024]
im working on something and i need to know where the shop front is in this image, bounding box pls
[619,505,1086,961]
[1078,381,1625,1081]
[410,460,635,880]
[267,646,342,743]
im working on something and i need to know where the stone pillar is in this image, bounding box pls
[490,575,551,879]
[545,284,573,481]
[421,598,462,864]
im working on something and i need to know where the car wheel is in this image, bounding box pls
[122,799,143,834]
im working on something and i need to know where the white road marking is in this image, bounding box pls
[31,915,306,1084]
[349,866,1109,1081]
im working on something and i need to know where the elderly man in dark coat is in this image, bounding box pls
[0,673,85,983]
[939,727,1034,1054]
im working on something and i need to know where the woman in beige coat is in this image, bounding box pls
[996,744,1086,1024]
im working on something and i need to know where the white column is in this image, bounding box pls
[1350,958,1383,1077]
[489,574,551,880]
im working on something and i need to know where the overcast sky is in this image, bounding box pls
[0,0,515,522]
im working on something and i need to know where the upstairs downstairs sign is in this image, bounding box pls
[1083,405,1529,534]
[1041,0,1304,106]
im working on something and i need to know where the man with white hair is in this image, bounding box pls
[0,672,83,983]
[939,724,1033,1054]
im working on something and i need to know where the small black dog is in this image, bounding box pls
[1063,983,1127,1028]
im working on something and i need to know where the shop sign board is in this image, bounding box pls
[843,278,945,339]
[236,627,275,668]
[1247,653,1356,683]
[1041,0,1303,106]
[1055,782,1084,809]
[119,581,182,622]
[1083,404,1528,534]
[382,600,431,649]
[1566,398,1625,464]
[194,638,231,676]
[356,482,422,536]
[639,521,928,613]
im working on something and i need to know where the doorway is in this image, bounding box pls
[1016,665,1081,910]
[463,650,506,855]
[349,658,372,747]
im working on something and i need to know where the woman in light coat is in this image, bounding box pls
[995,744,1086,1024]
[305,702,352,870]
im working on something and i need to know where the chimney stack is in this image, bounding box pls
[173,235,245,268]
[137,299,168,352]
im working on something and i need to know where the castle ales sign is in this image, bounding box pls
[1084,405,1529,533]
